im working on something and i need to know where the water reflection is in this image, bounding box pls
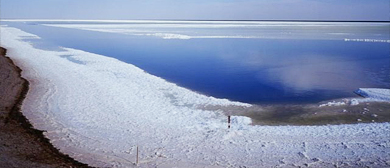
[22,38,66,51]
[264,54,365,92]
[215,39,389,102]
[3,21,390,104]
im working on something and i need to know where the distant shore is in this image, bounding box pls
[0,47,89,168]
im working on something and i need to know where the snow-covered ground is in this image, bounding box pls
[1,25,390,167]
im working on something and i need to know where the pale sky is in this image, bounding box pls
[1,0,389,21]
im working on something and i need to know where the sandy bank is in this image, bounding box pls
[0,47,89,168]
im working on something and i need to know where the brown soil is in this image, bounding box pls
[0,47,91,168]
[204,100,390,126]
[244,102,390,125]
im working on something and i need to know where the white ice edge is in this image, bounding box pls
[5,19,390,25]
[355,88,390,101]
[42,23,390,41]
[319,88,390,107]
[1,26,390,168]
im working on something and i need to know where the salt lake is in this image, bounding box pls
[5,20,390,104]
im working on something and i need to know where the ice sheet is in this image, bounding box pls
[36,20,390,41]
[355,88,390,101]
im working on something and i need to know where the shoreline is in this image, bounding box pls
[204,97,390,126]
[2,25,390,167]
[0,47,90,167]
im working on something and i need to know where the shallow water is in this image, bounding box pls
[3,21,390,104]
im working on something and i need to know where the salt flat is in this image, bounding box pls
[1,25,389,167]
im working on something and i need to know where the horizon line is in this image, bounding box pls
[1,19,390,23]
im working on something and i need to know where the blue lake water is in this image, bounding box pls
[3,21,390,104]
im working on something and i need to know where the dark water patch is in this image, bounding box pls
[59,55,86,65]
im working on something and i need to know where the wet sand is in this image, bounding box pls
[244,102,390,125]
[0,47,89,168]
[204,99,390,126]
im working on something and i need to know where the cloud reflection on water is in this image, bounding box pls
[263,54,366,92]
[220,48,374,95]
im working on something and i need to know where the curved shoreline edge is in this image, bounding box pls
[0,47,90,168]
[2,25,390,167]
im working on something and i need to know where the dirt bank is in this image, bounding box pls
[0,47,90,168]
